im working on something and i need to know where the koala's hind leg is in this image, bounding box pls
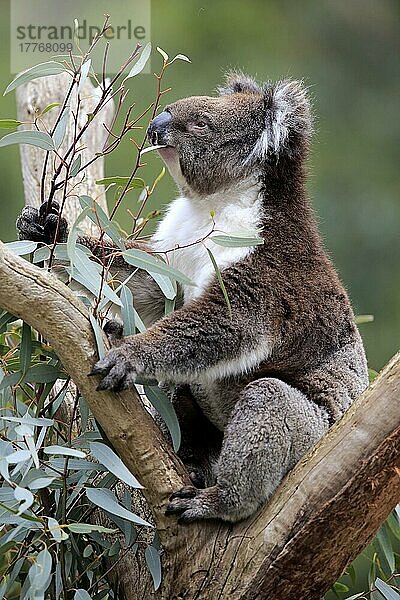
[166,377,330,523]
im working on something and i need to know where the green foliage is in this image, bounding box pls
[0,317,157,598]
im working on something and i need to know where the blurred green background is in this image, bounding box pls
[0,0,398,371]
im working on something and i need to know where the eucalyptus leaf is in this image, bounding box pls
[140,144,168,155]
[74,589,92,600]
[70,154,82,177]
[123,248,194,286]
[333,582,349,592]
[0,119,22,128]
[44,445,86,458]
[47,516,64,542]
[120,285,135,336]
[49,458,107,471]
[374,578,400,600]
[20,322,32,375]
[90,441,142,489]
[5,556,24,596]
[78,59,91,94]
[144,385,180,452]
[157,47,169,62]
[14,486,34,515]
[14,423,34,437]
[79,395,89,432]
[71,247,122,306]
[89,313,106,360]
[41,102,62,115]
[5,449,31,464]
[4,61,66,94]
[169,53,191,64]
[0,310,18,333]
[53,104,70,148]
[67,523,117,534]
[25,363,67,383]
[150,272,177,300]
[376,526,395,572]
[67,206,92,272]
[79,195,124,248]
[86,488,152,527]
[2,415,54,427]
[28,477,57,490]
[33,242,91,263]
[126,42,152,78]
[355,314,374,325]
[210,232,264,247]
[0,130,55,151]
[28,547,52,596]
[145,545,162,591]
[0,370,22,390]
[5,240,39,255]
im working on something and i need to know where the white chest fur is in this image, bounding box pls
[151,178,263,302]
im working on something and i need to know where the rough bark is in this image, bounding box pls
[0,242,399,600]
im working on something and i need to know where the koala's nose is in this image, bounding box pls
[147,111,172,145]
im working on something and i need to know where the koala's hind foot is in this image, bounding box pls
[16,202,69,244]
[165,485,233,523]
[166,377,330,523]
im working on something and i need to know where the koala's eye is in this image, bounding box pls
[188,120,210,134]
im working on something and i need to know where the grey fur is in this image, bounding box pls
[16,74,369,523]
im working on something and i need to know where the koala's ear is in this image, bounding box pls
[251,79,312,160]
[217,71,262,96]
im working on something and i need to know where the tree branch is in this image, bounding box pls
[0,240,398,599]
[0,241,188,536]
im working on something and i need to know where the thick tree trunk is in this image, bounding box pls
[0,243,399,600]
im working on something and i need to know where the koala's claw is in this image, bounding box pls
[103,319,124,342]
[16,202,69,244]
[16,206,46,242]
[165,485,220,523]
[166,485,224,523]
[169,486,199,500]
[90,347,139,392]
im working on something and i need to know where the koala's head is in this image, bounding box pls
[147,72,312,196]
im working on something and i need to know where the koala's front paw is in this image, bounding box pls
[90,323,146,392]
[16,201,69,244]
[89,344,143,392]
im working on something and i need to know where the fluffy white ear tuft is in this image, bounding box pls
[249,79,312,161]
[270,79,312,152]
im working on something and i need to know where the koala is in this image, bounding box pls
[17,73,369,523]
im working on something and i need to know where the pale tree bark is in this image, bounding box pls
[16,72,111,228]
[0,243,399,600]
